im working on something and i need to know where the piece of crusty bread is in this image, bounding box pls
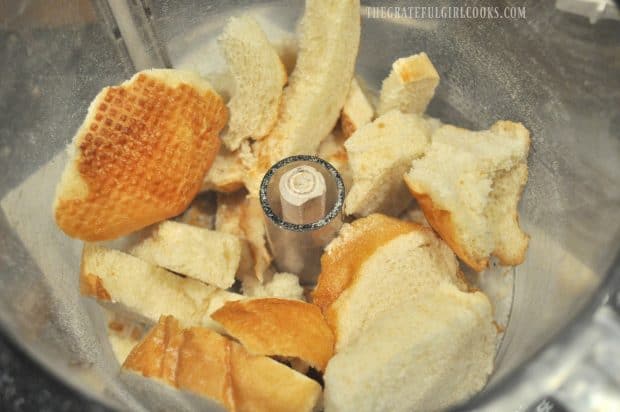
[344,110,431,217]
[129,221,241,289]
[216,191,272,281]
[124,315,322,412]
[241,272,305,301]
[317,129,352,190]
[323,282,495,412]
[201,145,246,193]
[218,16,287,151]
[212,298,335,372]
[54,69,227,241]
[404,121,530,271]
[340,78,374,138]
[377,52,440,116]
[80,244,243,330]
[313,214,466,350]
[246,0,361,196]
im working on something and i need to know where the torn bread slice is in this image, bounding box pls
[54,69,227,241]
[344,110,431,217]
[404,121,530,271]
[80,244,243,330]
[201,146,246,193]
[219,16,287,150]
[318,129,352,190]
[216,191,272,281]
[241,272,305,301]
[377,52,440,116]
[247,0,361,195]
[340,78,374,138]
[123,315,322,412]
[129,221,241,289]
[323,282,495,412]
[212,298,335,372]
[313,214,465,351]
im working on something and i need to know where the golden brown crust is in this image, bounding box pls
[404,182,488,272]
[212,298,334,371]
[312,214,421,312]
[79,273,111,301]
[124,316,321,412]
[55,72,227,241]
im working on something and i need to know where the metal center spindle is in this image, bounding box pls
[279,165,326,225]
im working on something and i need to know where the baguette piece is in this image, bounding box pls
[212,298,335,372]
[216,191,272,281]
[80,244,243,330]
[344,110,431,217]
[219,16,287,150]
[340,78,374,138]
[313,214,465,350]
[377,52,440,115]
[247,0,361,195]
[54,69,227,241]
[124,316,322,412]
[241,272,305,301]
[323,283,495,412]
[129,221,241,289]
[404,121,530,271]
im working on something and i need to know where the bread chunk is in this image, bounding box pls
[129,221,241,289]
[212,298,335,371]
[377,52,440,115]
[123,316,322,412]
[54,69,227,241]
[405,121,530,271]
[219,16,287,150]
[344,111,431,217]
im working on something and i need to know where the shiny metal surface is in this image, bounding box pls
[0,0,619,410]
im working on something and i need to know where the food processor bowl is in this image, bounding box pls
[0,0,619,410]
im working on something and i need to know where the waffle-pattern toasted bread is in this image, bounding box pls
[54,69,227,241]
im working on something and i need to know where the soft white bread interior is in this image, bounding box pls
[404,121,530,271]
[124,315,322,412]
[313,214,466,351]
[340,78,374,138]
[54,69,227,241]
[129,221,241,289]
[212,298,335,372]
[218,16,287,151]
[323,282,496,412]
[216,191,272,280]
[247,0,361,195]
[317,130,352,190]
[241,272,305,301]
[344,110,431,217]
[201,145,246,193]
[377,52,440,116]
[80,244,243,331]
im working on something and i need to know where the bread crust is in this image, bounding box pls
[54,70,227,241]
[124,316,322,412]
[403,181,489,272]
[79,273,111,301]
[212,298,334,371]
